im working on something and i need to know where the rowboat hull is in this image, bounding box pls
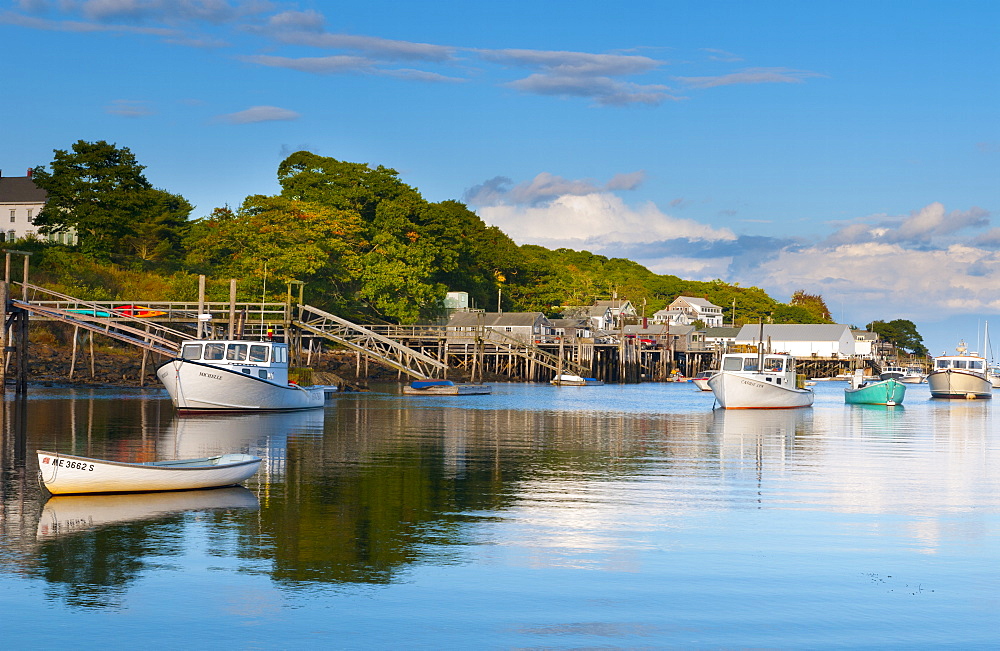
[157,359,328,411]
[926,369,992,399]
[708,371,814,409]
[403,382,492,395]
[844,379,906,405]
[37,450,262,495]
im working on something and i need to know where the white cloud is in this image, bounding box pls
[217,105,300,124]
[478,192,736,250]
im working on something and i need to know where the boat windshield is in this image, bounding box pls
[722,356,747,371]
[937,358,984,371]
[763,356,785,372]
[181,343,202,360]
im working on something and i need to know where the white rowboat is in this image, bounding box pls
[37,450,262,495]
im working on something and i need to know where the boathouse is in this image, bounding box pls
[735,324,857,357]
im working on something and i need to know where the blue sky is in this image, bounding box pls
[2,0,999,354]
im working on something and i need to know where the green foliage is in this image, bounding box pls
[31,140,192,262]
[789,290,833,322]
[867,319,928,356]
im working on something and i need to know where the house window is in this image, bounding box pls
[27,209,33,223]
[7,230,14,241]
[504,327,513,332]
[9,210,14,223]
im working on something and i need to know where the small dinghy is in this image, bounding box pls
[403,380,492,395]
[37,450,262,495]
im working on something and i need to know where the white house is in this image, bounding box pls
[561,303,615,332]
[852,330,879,358]
[0,170,76,245]
[652,296,724,327]
[735,324,857,357]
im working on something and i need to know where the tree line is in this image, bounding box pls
[21,139,926,353]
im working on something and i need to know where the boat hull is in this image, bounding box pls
[37,450,262,495]
[926,369,992,399]
[900,375,925,384]
[708,372,814,409]
[157,359,327,411]
[692,378,712,391]
[844,379,906,405]
[403,383,492,395]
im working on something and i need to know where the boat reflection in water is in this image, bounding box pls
[37,486,259,540]
[710,407,814,468]
[158,409,326,480]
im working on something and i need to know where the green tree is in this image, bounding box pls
[789,290,832,322]
[276,151,458,322]
[867,319,928,356]
[185,195,363,308]
[32,140,192,261]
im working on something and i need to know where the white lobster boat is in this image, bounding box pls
[157,339,332,412]
[37,450,262,495]
[708,351,813,409]
[927,342,992,399]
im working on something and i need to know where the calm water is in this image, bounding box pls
[1,381,998,649]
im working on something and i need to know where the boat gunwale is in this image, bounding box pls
[36,450,261,472]
[156,357,324,394]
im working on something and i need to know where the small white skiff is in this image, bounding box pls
[37,450,262,495]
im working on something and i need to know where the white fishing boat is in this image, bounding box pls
[403,379,492,395]
[550,374,604,386]
[926,341,992,399]
[707,351,813,409]
[900,367,926,384]
[37,450,262,495]
[156,339,333,412]
[879,365,906,380]
[988,366,1000,389]
[692,370,714,391]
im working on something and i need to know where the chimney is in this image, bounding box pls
[26,168,32,178]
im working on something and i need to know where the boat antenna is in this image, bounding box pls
[261,259,267,341]
[757,318,764,372]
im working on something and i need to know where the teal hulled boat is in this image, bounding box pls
[844,373,906,406]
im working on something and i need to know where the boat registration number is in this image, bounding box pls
[41,457,95,472]
[199,371,223,380]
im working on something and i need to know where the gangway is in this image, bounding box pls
[294,304,447,380]
[480,329,589,377]
[15,284,188,356]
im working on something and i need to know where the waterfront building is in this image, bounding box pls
[735,323,857,357]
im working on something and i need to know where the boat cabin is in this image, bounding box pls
[179,340,290,383]
[719,352,798,386]
[933,355,985,375]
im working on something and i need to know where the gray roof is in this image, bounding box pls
[704,326,741,338]
[735,324,851,342]
[447,312,548,328]
[852,330,878,341]
[560,305,610,318]
[0,176,46,203]
[549,318,590,328]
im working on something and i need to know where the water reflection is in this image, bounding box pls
[37,486,259,539]
[0,386,999,645]
[33,487,258,609]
